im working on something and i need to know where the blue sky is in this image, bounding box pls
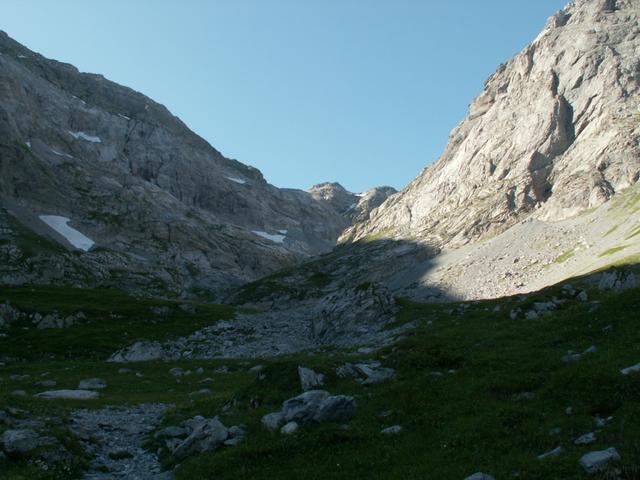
[3,0,567,193]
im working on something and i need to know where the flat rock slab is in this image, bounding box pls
[36,389,100,400]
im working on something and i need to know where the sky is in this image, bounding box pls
[3,0,568,193]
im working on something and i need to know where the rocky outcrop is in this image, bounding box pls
[309,182,396,222]
[342,0,640,248]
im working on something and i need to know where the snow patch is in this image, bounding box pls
[118,113,131,121]
[39,215,95,251]
[278,229,288,235]
[25,142,31,148]
[17,55,28,59]
[226,176,247,185]
[252,230,286,244]
[69,131,102,143]
[355,192,366,197]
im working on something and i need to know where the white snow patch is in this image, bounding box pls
[25,142,31,148]
[118,113,131,120]
[346,202,357,211]
[278,229,288,235]
[355,192,366,197]
[252,230,286,244]
[17,54,28,59]
[68,131,102,143]
[226,176,247,185]
[39,215,95,251]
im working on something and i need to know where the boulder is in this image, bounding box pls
[261,412,285,431]
[464,473,495,480]
[579,447,620,474]
[35,389,100,400]
[282,390,330,422]
[172,418,229,460]
[313,395,357,422]
[381,425,403,435]
[298,366,325,391]
[1,429,43,456]
[538,446,563,459]
[280,421,299,435]
[574,432,597,445]
[621,363,640,375]
[78,378,107,390]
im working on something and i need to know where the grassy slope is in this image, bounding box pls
[1,273,640,479]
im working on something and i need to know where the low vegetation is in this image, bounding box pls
[1,268,640,479]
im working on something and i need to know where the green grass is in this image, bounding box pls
[1,272,640,479]
[603,225,619,237]
[555,247,576,264]
[0,285,233,360]
[598,245,630,258]
[625,224,640,241]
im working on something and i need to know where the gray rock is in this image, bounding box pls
[35,389,100,400]
[169,367,185,377]
[261,412,285,431]
[298,366,325,391]
[574,432,597,445]
[35,380,57,388]
[577,291,589,302]
[579,447,621,474]
[1,429,42,456]
[78,378,107,390]
[172,418,229,460]
[282,390,330,423]
[381,425,402,435]
[562,351,582,363]
[10,390,27,397]
[538,446,563,460]
[280,421,299,435]
[464,473,495,480]
[621,362,640,375]
[312,395,357,423]
[108,341,164,363]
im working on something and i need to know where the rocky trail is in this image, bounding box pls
[69,404,171,480]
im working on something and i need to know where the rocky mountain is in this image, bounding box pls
[231,0,640,307]
[309,182,397,223]
[343,0,640,248]
[0,31,391,299]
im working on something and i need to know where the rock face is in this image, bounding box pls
[343,0,640,249]
[0,32,390,298]
[309,182,396,222]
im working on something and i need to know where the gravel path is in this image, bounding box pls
[70,403,172,479]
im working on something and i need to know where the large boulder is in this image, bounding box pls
[172,418,229,460]
[282,390,330,422]
[313,395,357,423]
[265,390,357,429]
[579,447,621,474]
[35,389,100,400]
